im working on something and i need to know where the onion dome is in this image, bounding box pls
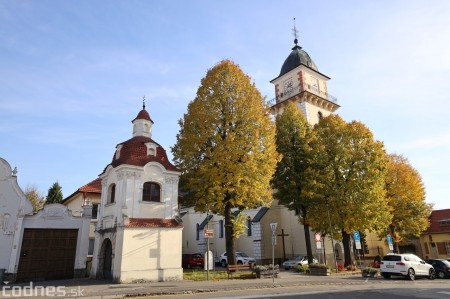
[279,39,318,77]
[109,136,178,172]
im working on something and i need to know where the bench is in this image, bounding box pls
[227,264,255,278]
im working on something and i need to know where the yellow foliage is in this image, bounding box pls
[231,213,248,239]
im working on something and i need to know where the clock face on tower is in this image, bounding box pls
[284,78,294,94]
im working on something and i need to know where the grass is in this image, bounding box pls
[183,269,255,281]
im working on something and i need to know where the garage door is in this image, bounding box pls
[17,229,78,282]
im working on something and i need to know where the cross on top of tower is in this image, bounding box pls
[292,17,299,45]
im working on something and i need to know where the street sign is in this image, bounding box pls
[353,231,361,250]
[204,229,214,238]
[314,232,322,242]
[270,223,277,234]
[387,234,394,251]
[314,232,322,249]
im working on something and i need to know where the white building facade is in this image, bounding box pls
[90,106,183,283]
[0,157,91,282]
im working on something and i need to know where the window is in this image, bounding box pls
[318,111,323,121]
[219,220,224,238]
[311,77,319,92]
[142,182,161,202]
[92,204,99,220]
[247,217,252,236]
[446,242,450,255]
[439,220,450,226]
[107,184,116,204]
[196,223,200,241]
[88,238,95,256]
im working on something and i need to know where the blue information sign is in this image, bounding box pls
[353,231,360,242]
[386,234,393,244]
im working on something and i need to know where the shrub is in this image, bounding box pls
[254,264,279,271]
[296,264,309,273]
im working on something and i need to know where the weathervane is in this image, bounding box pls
[292,17,299,45]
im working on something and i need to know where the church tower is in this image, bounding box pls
[270,27,340,125]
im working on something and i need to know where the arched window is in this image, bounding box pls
[247,217,252,236]
[196,223,200,240]
[318,111,323,121]
[142,182,161,202]
[107,184,116,204]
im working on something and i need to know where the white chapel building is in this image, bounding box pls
[90,105,183,283]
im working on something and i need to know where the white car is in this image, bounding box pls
[380,253,436,280]
[219,252,256,267]
[282,256,318,270]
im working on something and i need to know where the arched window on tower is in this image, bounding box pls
[318,111,323,121]
[247,217,252,236]
[196,223,200,240]
[107,183,116,204]
[142,182,161,202]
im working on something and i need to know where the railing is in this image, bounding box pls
[266,84,338,107]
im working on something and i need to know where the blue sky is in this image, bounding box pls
[1,0,449,209]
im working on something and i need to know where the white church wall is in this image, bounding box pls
[120,227,182,282]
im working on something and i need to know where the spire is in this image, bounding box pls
[143,96,146,110]
[292,17,300,48]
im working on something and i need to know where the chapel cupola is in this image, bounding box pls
[132,99,154,138]
[269,20,340,125]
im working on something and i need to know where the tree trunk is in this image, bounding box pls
[304,223,314,264]
[342,230,352,267]
[224,200,236,265]
[301,206,314,264]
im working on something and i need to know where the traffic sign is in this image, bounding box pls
[204,229,214,238]
[387,234,394,251]
[314,232,322,249]
[314,232,322,242]
[270,223,277,234]
[386,234,393,244]
[353,231,361,250]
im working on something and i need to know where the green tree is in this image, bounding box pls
[46,181,63,204]
[271,102,318,264]
[384,153,432,252]
[309,115,391,267]
[172,60,280,265]
[24,184,45,212]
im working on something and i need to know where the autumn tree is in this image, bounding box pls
[24,184,45,212]
[172,60,280,265]
[272,102,318,264]
[384,153,432,252]
[309,115,391,267]
[46,181,63,204]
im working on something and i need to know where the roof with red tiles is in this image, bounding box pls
[424,209,450,233]
[125,218,182,228]
[102,136,179,173]
[79,178,102,193]
[132,109,153,123]
[62,178,102,204]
